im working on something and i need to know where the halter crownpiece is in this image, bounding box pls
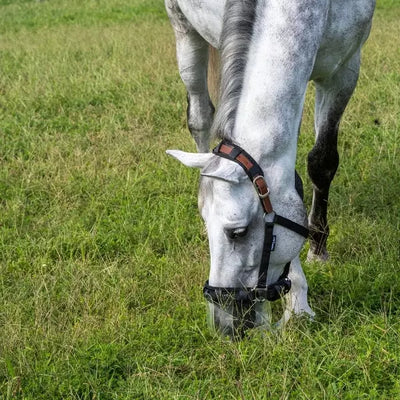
[203,139,309,306]
[213,141,274,214]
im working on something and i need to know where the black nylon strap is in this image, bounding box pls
[226,145,242,160]
[280,262,291,280]
[274,214,309,238]
[257,222,274,288]
[203,259,292,304]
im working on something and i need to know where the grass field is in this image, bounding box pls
[0,0,399,398]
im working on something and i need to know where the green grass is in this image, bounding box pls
[0,0,399,398]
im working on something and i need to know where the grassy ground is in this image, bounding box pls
[0,0,399,398]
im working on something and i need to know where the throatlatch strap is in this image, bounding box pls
[274,214,309,239]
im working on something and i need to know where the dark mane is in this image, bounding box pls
[212,0,258,140]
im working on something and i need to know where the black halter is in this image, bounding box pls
[203,140,309,305]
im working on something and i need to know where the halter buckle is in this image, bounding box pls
[252,175,270,199]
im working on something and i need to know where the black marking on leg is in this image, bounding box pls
[307,122,340,256]
[307,141,339,191]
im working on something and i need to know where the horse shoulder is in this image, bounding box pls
[312,0,375,80]
[172,0,225,48]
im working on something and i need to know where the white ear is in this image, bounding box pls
[166,149,246,184]
[201,156,247,184]
[166,150,214,168]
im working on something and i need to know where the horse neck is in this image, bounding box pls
[227,1,328,191]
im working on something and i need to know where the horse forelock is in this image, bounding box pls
[212,0,258,140]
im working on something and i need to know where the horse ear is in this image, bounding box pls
[166,150,214,169]
[166,149,246,184]
[200,156,247,184]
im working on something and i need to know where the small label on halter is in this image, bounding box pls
[271,235,276,251]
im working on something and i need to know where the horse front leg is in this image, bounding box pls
[177,32,215,152]
[166,2,215,152]
[307,52,361,261]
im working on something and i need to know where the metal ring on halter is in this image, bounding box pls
[258,189,270,199]
[252,175,264,186]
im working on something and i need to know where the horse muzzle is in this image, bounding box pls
[203,279,292,338]
[204,295,275,338]
[205,300,255,338]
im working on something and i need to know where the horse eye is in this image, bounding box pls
[225,227,248,240]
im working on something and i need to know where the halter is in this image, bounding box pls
[203,140,309,306]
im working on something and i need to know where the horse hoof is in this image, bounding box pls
[307,248,330,263]
[297,309,316,322]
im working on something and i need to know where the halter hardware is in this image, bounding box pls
[203,139,309,307]
[253,175,270,198]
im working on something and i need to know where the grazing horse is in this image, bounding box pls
[165,0,375,337]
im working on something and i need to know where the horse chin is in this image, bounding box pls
[206,301,271,339]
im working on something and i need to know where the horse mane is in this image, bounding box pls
[211,0,258,140]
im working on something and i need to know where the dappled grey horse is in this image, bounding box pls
[166,0,375,337]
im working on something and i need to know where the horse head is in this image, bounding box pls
[167,146,308,338]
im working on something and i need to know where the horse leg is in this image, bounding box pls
[307,52,361,261]
[166,2,215,152]
[178,34,215,152]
